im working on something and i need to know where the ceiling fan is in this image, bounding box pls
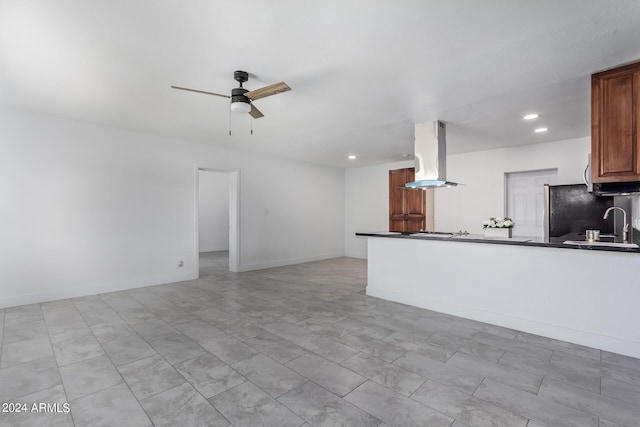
[171,70,291,119]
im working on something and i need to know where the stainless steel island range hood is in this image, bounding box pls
[405,120,460,189]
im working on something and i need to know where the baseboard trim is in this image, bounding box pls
[344,250,367,259]
[238,252,345,272]
[0,271,198,309]
[199,247,230,253]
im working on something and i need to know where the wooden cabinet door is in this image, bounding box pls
[404,171,426,232]
[389,168,410,231]
[592,62,640,183]
[389,168,426,232]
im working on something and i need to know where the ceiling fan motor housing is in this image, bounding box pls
[232,71,250,105]
[231,87,250,105]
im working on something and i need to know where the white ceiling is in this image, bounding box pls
[1,1,639,168]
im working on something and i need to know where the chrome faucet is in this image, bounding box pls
[603,206,629,243]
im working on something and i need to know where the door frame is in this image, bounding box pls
[504,168,557,237]
[389,167,431,232]
[195,166,240,273]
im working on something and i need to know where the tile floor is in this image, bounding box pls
[1,251,639,426]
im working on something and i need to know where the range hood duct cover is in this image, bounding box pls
[405,120,460,189]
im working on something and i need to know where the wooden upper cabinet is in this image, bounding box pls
[389,167,427,232]
[591,61,640,183]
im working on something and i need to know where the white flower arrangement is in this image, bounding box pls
[482,217,515,229]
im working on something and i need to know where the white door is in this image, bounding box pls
[506,169,557,237]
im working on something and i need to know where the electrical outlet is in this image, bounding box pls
[178,260,184,267]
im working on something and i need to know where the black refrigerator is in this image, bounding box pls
[543,184,614,238]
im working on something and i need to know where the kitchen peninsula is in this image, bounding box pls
[356,231,640,358]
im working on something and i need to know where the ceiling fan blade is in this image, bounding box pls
[244,82,291,100]
[249,104,264,119]
[171,85,230,98]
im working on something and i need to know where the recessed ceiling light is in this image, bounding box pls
[348,155,356,160]
[523,113,539,120]
[534,127,548,133]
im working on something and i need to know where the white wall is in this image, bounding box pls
[0,108,345,308]
[435,137,591,234]
[344,160,415,258]
[198,171,229,252]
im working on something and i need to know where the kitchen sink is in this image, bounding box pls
[577,233,617,239]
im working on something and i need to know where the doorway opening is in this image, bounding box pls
[505,169,557,237]
[199,251,230,278]
[195,168,240,274]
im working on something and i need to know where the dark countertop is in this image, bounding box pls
[355,229,640,254]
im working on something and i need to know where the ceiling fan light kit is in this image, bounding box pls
[230,98,252,113]
[171,70,291,122]
[230,102,251,113]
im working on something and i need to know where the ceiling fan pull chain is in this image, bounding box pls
[228,109,231,136]
[251,117,253,135]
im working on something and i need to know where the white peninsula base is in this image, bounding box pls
[365,236,640,358]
